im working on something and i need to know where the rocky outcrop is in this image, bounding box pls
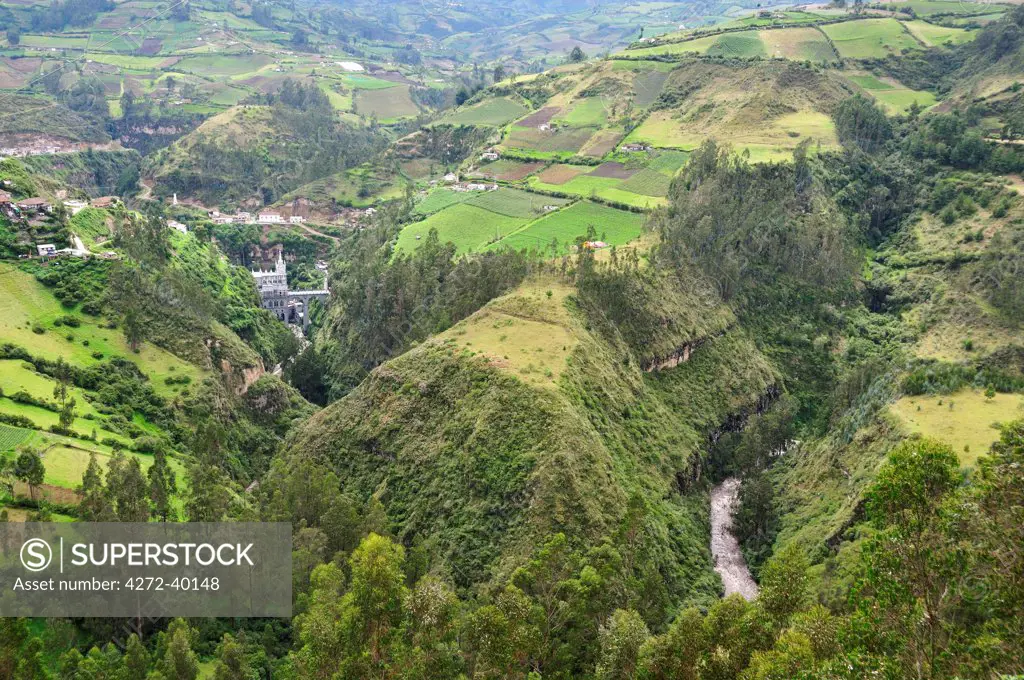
[643,327,732,372]
[220,358,266,395]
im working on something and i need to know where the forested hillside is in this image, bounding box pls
[0,0,1022,678]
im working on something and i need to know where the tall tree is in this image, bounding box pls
[212,633,249,680]
[78,453,114,521]
[160,619,199,680]
[122,634,149,679]
[184,462,230,522]
[14,448,45,503]
[148,447,177,522]
[106,452,149,523]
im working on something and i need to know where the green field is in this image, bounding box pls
[39,443,186,489]
[464,188,571,218]
[623,111,699,149]
[355,84,419,119]
[21,34,90,49]
[489,200,645,253]
[886,0,991,16]
[646,150,690,174]
[340,73,398,90]
[0,397,128,445]
[849,73,937,113]
[527,165,671,208]
[0,424,30,452]
[177,54,273,77]
[395,203,531,255]
[414,189,475,215]
[438,96,531,126]
[0,359,101,419]
[890,390,1024,467]
[0,263,205,397]
[84,53,172,70]
[556,98,610,127]
[821,19,922,59]
[903,20,975,46]
[620,169,672,197]
[318,82,354,111]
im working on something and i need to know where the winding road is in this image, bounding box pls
[710,477,759,600]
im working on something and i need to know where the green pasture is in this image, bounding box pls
[465,188,572,219]
[903,20,975,46]
[0,263,205,398]
[489,201,645,253]
[414,189,475,215]
[395,204,531,255]
[438,97,531,126]
[355,84,419,119]
[821,19,921,59]
[556,98,610,127]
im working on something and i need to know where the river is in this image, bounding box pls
[710,477,759,600]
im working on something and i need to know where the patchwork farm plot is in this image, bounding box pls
[473,159,545,181]
[355,84,420,120]
[902,20,975,46]
[395,203,534,255]
[820,19,922,59]
[438,97,532,126]
[848,73,937,113]
[502,126,600,160]
[487,200,645,253]
[524,151,687,207]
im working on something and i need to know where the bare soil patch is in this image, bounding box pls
[590,161,636,179]
[516,106,561,127]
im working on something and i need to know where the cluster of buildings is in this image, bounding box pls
[439,174,498,192]
[208,209,306,226]
[0,191,57,219]
[62,196,120,215]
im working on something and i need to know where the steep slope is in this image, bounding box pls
[283,273,778,613]
[144,99,388,208]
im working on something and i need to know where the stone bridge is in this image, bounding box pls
[287,288,329,329]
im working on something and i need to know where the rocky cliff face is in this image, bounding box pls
[220,357,266,395]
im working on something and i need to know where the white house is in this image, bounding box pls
[212,216,235,225]
[336,61,364,72]
[37,244,56,258]
[258,212,283,224]
[443,173,458,184]
[63,199,87,215]
[289,215,305,224]
[235,211,253,223]
[167,220,188,234]
[480,151,500,161]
